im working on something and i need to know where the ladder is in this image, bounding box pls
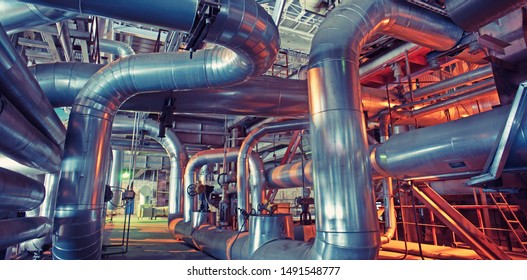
[488,192,527,254]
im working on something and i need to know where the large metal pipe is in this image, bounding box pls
[49,0,278,260]
[19,0,199,33]
[306,0,463,260]
[403,65,494,100]
[183,148,265,223]
[236,119,309,229]
[0,92,62,173]
[0,167,45,211]
[32,62,389,117]
[0,217,51,250]
[112,116,188,223]
[446,0,527,32]
[0,23,66,147]
[107,149,123,211]
[0,0,76,34]
[372,105,527,180]
[21,172,60,252]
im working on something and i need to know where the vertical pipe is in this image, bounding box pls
[107,149,124,211]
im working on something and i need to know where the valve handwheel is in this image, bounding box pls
[187,184,197,196]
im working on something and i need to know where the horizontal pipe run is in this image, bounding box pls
[0,23,66,147]
[0,217,51,250]
[404,65,493,100]
[0,93,62,173]
[0,167,45,211]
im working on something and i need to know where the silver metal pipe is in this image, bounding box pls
[0,217,51,250]
[56,21,73,61]
[0,92,62,173]
[446,0,527,32]
[51,0,278,259]
[110,138,166,154]
[19,0,199,33]
[21,172,60,252]
[0,155,44,175]
[307,0,463,260]
[0,0,76,34]
[0,167,45,211]
[372,105,527,180]
[378,115,395,244]
[0,23,66,147]
[107,149,123,211]
[99,39,136,58]
[266,161,313,189]
[404,65,494,100]
[112,116,188,223]
[236,119,309,229]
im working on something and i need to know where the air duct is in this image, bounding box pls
[0,217,51,250]
[44,0,278,260]
[306,0,463,259]
[0,167,45,212]
[0,0,76,34]
[0,92,62,173]
[112,116,188,223]
[236,119,309,229]
[0,23,66,148]
[445,0,527,32]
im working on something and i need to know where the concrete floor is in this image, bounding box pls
[101,214,214,260]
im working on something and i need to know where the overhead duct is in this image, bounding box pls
[445,0,527,32]
[0,167,45,212]
[0,92,62,173]
[112,116,188,223]
[0,24,66,147]
[236,118,309,229]
[0,217,51,250]
[0,0,76,34]
[44,0,278,260]
[306,0,463,260]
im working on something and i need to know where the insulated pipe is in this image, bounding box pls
[0,167,45,211]
[19,0,199,33]
[236,119,309,230]
[0,217,51,250]
[446,0,527,32]
[0,23,66,147]
[266,161,313,189]
[107,149,123,211]
[112,116,188,223]
[0,0,76,34]
[372,104,527,180]
[50,0,278,260]
[0,93,62,173]
[403,65,494,101]
[1,24,67,146]
[183,148,265,224]
[378,114,395,244]
[21,172,60,252]
[307,0,463,260]
[99,39,136,58]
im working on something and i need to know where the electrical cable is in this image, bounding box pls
[410,186,425,260]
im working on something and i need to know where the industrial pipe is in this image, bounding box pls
[403,65,494,100]
[0,0,76,34]
[0,92,62,173]
[306,0,462,260]
[112,116,188,223]
[0,167,45,212]
[446,0,527,32]
[56,21,73,61]
[0,23,66,147]
[0,217,51,250]
[47,0,278,260]
[99,39,136,58]
[107,149,124,211]
[236,119,309,230]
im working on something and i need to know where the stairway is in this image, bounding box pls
[488,192,527,254]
